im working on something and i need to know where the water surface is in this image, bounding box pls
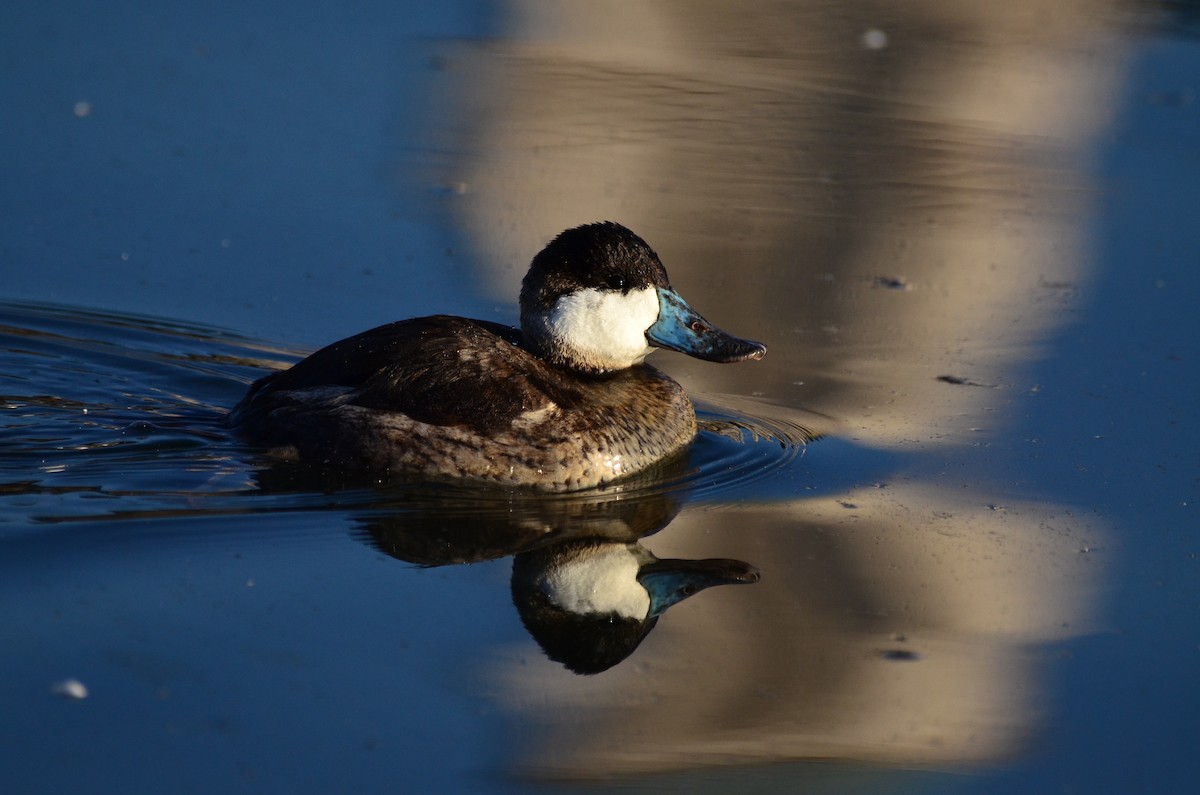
[2,1,1197,792]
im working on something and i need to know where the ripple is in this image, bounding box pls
[670,397,830,501]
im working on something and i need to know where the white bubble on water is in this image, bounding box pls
[862,28,888,50]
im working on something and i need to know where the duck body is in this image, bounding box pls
[229,222,764,491]
[231,314,698,490]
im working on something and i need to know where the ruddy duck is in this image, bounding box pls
[229,222,765,491]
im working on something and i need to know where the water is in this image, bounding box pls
[3,1,1198,792]
[0,301,856,790]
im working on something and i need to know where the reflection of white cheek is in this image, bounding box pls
[541,546,651,619]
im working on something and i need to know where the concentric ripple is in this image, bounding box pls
[683,398,829,500]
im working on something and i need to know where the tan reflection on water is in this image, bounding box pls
[430,0,1123,777]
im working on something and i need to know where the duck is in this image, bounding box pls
[229,221,766,491]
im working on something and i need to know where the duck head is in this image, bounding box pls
[520,222,767,374]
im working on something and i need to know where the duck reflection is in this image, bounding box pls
[512,539,758,674]
[357,484,759,674]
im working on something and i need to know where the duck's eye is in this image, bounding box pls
[604,274,627,291]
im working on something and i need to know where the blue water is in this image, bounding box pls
[3,1,1198,793]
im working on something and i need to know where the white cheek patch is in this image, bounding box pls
[540,545,651,619]
[547,286,659,370]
